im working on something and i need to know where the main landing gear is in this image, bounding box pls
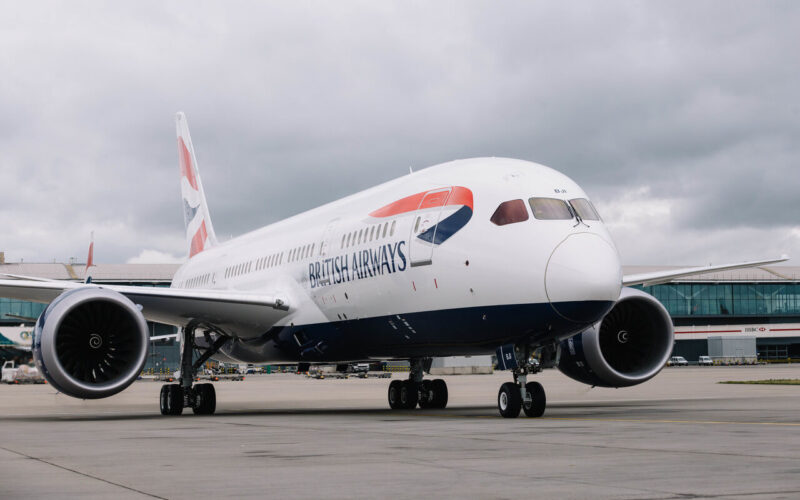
[496,344,548,418]
[160,325,227,416]
[387,358,448,410]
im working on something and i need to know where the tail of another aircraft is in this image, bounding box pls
[176,112,218,258]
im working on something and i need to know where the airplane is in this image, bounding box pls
[0,113,787,417]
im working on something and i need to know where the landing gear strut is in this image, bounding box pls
[387,358,448,410]
[159,325,226,416]
[496,344,547,418]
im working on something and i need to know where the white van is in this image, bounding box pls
[668,356,689,366]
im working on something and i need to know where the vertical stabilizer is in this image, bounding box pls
[176,112,218,258]
[84,231,95,282]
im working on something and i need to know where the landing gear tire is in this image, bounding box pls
[388,380,403,409]
[399,380,419,409]
[498,382,521,418]
[418,380,433,408]
[429,379,448,409]
[522,381,546,418]
[192,383,217,415]
[416,379,448,409]
[160,384,184,416]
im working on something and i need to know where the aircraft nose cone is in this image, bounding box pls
[545,233,622,323]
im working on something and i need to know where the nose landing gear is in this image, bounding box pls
[495,343,548,418]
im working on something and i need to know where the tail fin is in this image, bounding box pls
[176,112,218,258]
[84,231,94,283]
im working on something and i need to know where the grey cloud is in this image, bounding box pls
[1,1,798,265]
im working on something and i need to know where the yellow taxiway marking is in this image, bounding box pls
[404,413,800,426]
[543,416,800,427]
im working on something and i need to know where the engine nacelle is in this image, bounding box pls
[33,287,149,399]
[558,287,673,388]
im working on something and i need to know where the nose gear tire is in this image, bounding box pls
[522,381,546,417]
[498,382,521,418]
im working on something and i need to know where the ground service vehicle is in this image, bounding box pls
[668,356,689,366]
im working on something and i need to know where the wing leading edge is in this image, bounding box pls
[622,256,790,287]
[0,279,289,338]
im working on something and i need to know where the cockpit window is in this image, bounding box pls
[528,197,573,220]
[569,198,600,221]
[490,199,529,226]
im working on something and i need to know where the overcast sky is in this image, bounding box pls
[1,1,798,267]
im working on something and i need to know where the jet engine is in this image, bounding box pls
[557,287,673,387]
[33,287,149,399]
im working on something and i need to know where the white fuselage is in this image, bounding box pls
[170,158,622,363]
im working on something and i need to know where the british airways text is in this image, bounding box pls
[309,241,407,289]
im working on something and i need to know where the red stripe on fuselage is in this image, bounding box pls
[189,221,207,257]
[178,138,199,190]
[369,186,473,218]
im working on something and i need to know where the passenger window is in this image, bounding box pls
[390,220,396,236]
[370,226,375,241]
[382,222,388,238]
[414,217,420,232]
[490,199,529,226]
[358,229,363,244]
[569,198,600,221]
[529,198,573,220]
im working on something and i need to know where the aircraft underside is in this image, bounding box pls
[215,300,616,364]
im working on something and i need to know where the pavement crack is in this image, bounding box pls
[0,446,167,499]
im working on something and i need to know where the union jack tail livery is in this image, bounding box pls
[176,112,218,258]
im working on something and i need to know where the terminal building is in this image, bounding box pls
[2,259,799,367]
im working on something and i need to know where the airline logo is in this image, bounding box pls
[369,186,473,245]
[178,137,209,257]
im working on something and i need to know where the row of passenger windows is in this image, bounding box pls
[211,219,402,285]
[185,273,212,288]
[490,197,600,226]
[340,220,397,249]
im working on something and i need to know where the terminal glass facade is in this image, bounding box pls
[0,298,47,322]
[640,283,800,318]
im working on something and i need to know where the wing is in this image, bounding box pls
[0,279,289,337]
[622,256,790,287]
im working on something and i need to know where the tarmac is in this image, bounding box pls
[1,365,800,499]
